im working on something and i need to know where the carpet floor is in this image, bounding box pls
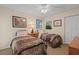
[0,44,68,55]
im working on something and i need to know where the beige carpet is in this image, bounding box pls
[47,44,68,55]
[0,44,68,55]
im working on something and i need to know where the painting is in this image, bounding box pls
[46,21,52,29]
[36,19,42,29]
[53,19,62,27]
[12,16,27,28]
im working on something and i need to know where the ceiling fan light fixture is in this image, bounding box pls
[41,4,48,14]
[41,8,47,14]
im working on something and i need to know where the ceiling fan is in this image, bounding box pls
[41,4,48,14]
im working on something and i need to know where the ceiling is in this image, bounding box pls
[1,4,79,18]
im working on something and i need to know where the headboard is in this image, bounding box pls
[15,30,27,37]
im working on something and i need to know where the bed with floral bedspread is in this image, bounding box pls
[10,35,47,55]
[40,33,63,48]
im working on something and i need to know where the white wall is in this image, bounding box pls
[44,7,79,43]
[0,6,44,49]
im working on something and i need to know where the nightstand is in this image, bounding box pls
[28,32,39,38]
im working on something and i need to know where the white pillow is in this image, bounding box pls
[16,30,28,37]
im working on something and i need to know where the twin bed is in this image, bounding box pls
[40,33,62,48]
[10,35,47,55]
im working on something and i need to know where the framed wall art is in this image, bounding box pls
[36,19,42,29]
[46,21,52,29]
[53,19,62,27]
[12,16,27,28]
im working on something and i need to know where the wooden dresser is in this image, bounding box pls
[69,36,79,55]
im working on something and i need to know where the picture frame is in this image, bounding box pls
[46,21,52,29]
[36,19,42,29]
[12,16,27,28]
[53,19,62,27]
